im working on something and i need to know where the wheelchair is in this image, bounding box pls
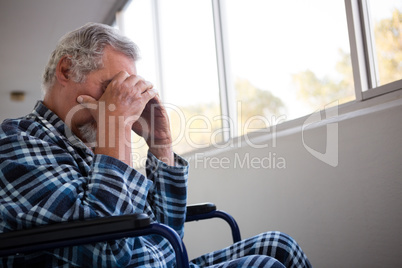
[0,203,240,268]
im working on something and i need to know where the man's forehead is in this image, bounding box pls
[103,46,136,66]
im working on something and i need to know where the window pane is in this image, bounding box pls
[121,0,157,88]
[224,0,354,136]
[369,0,402,86]
[159,0,222,154]
[120,0,157,168]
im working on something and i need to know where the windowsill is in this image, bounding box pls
[362,79,402,100]
[182,88,402,159]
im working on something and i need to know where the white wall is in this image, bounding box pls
[182,90,402,267]
[0,91,42,123]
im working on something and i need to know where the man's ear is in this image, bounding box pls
[55,56,72,85]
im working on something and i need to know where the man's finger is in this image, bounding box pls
[77,95,97,108]
[141,81,154,93]
[124,74,144,86]
[142,88,159,101]
[111,71,131,86]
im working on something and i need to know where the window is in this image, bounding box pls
[346,0,402,99]
[369,0,402,87]
[116,0,402,163]
[223,0,354,137]
[158,0,222,154]
[117,0,158,88]
[117,0,157,167]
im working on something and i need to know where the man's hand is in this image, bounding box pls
[77,71,157,166]
[132,94,174,166]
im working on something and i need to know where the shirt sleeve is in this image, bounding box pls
[145,151,189,238]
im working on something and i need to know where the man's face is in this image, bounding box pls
[67,46,137,132]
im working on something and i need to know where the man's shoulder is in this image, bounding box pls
[0,114,46,139]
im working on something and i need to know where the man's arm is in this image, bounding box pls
[132,94,175,166]
[128,85,189,236]
[145,151,189,238]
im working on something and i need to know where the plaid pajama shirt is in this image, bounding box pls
[0,101,311,267]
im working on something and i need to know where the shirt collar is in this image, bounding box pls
[31,101,93,156]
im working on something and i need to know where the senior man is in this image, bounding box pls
[0,23,311,267]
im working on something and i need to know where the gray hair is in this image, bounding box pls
[42,22,139,92]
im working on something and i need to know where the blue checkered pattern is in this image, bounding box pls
[0,101,312,267]
[190,231,312,268]
[0,101,188,267]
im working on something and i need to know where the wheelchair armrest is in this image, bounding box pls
[0,214,189,267]
[186,202,217,217]
[186,203,241,243]
[0,213,150,257]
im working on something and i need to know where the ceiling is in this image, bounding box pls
[0,0,128,121]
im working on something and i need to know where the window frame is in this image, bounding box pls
[211,0,237,142]
[345,0,402,101]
